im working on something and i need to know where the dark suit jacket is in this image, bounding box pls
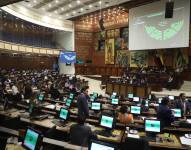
[174,99,189,115]
[157,104,175,127]
[70,124,92,146]
[77,93,89,118]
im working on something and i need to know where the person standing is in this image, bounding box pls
[174,93,188,116]
[157,97,175,127]
[77,86,89,119]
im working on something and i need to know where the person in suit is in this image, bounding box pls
[70,116,95,146]
[77,86,90,119]
[157,97,175,127]
[174,93,188,116]
[24,83,32,99]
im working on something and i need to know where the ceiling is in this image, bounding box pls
[9,0,133,20]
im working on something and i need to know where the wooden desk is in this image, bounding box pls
[124,132,187,149]
[0,107,123,144]
[106,82,151,97]
[138,132,186,149]
[6,144,25,150]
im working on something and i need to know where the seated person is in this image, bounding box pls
[24,83,32,99]
[49,84,60,99]
[70,116,96,146]
[118,106,134,124]
[141,99,149,112]
[157,97,175,127]
[150,94,157,103]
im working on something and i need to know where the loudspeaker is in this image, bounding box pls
[165,1,174,18]
[99,18,105,31]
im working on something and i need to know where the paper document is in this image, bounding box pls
[180,136,191,146]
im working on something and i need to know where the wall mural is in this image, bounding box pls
[173,49,189,69]
[116,50,129,67]
[130,51,148,67]
[105,39,115,64]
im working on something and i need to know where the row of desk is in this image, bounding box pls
[1,96,191,149]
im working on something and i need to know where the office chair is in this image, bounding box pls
[43,125,67,150]
[122,137,150,150]
[1,116,21,130]
[0,136,8,150]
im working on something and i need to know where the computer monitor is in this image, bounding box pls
[171,109,182,118]
[38,94,44,101]
[90,95,96,102]
[148,94,152,100]
[145,119,161,133]
[93,92,98,98]
[128,93,134,99]
[91,102,101,110]
[69,93,74,99]
[66,98,72,107]
[23,128,42,150]
[145,100,149,107]
[100,115,114,129]
[133,97,140,102]
[112,92,117,96]
[59,108,69,120]
[130,106,141,115]
[111,98,119,105]
[168,95,174,100]
[89,140,116,150]
[158,98,162,104]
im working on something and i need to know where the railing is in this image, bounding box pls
[0,40,61,56]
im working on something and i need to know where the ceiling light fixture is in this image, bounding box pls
[80,8,84,11]
[77,0,81,4]
[69,4,72,8]
[89,5,92,8]
[48,4,52,8]
[27,4,32,7]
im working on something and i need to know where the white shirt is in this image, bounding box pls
[12,85,19,95]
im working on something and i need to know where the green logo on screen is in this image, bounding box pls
[145,20,184,40]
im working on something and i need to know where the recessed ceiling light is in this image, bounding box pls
[27,4,31,7]
[89,5,92,8]
[72,11,76,14]
[48,4,52,7]
[54,10,58,14]
[61,7,64,11]
[77,0,81,4]
[66,14,69,16]
[80,8,84,11]
[99,1,102,4]
[33,0,37,3]
[69,4,72,8]
[55,0,59,3]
